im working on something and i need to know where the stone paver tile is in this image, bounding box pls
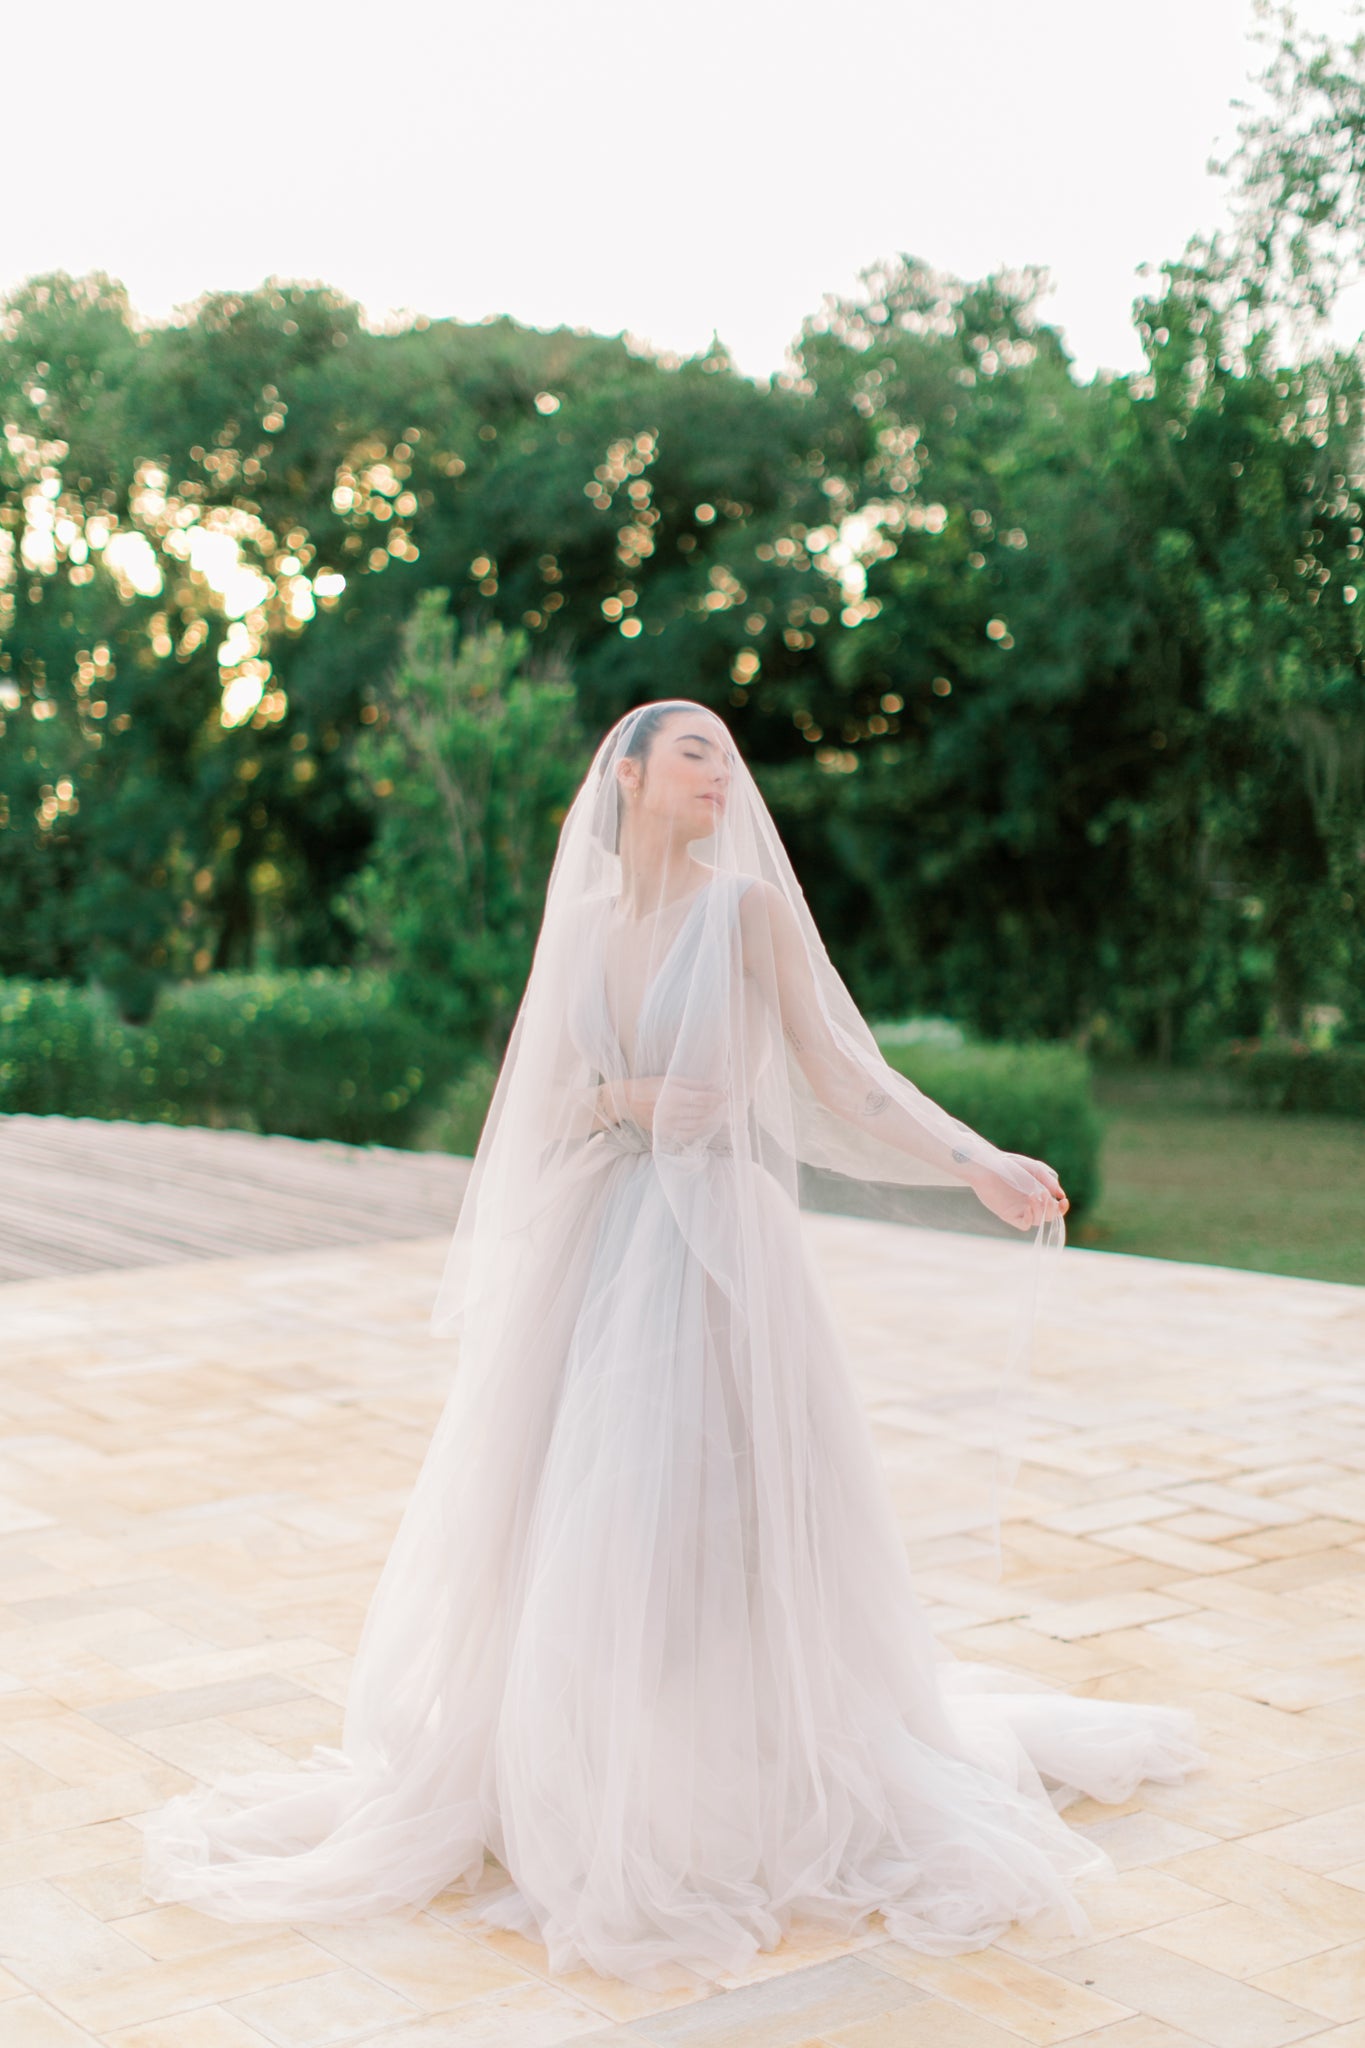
[0,1995,102,2045]
[1073,1813,1220,1871]
[1089,1524,1258,1576]
[821,2004,1022,2047]
[0,1875,155,1991]
[45,1930,337,2035]
[106,2009,276,2047]
[264,1978,609,2046]
[1045,1934,1325,2046]
[1037,1496,1184,1538]
[1148,1610,1288,1654]
[1317,1697,1365,1742]
[1239,1802,1365,1875]
[1,1712,171,1786]
[299,1915,545,2010]
[224,1964,421,2044]
[1009,1559,1181,1605]
[1073,2024,1214,2048]
[0,1817,140,1889]
[1156,1578,1302,1631]
[1218,1551,1365,1597]
[998,1868,1221,1959]
[119,1717,311,1782]
[429,1910,711,2024]
[1252,1939,1365,2022]
[1020,1592,1195,1642]
[92,1674,312,1736]
[1134,1777,1300,1841]
[1238,1519,1365,1561]
[1222,1664,1365,1713]
[999,1526,1108,1575]
[1164,1485,1310,1529]
[1165,1512,1264,1542]
[866,1940,1132,2042]
[1189,1692,1363,1764]
[104,1901,275,1962]
[1256,1752,1365,1818]
[707,1923,888,1997]
[51,1852,149,1925]
[1141,1900,1342,1976]
[1167,1843,1365,1939]
[607,1955,923,2041]
[932,1623,1123,1686]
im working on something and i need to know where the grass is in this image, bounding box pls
[1074,1061,1365,1286]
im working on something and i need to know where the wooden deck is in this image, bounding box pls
[0,1115,472,1282]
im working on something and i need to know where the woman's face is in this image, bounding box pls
[620,710,735,841]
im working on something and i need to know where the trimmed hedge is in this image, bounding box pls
[0,972,454,1146]
[876,1036,1103,1220]
[0,976,1102,1219]
[1213,1040,1365,1117]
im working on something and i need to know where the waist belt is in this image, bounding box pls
[599,1121,734,1158]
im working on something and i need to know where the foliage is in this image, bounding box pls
[2,12,1364,1063]
[414,1055,502,1156]
[876,1036,1103,1219]
[1214,1037,1365,1114]
[342,591,588,1057]
[0,970,452,1144]
[1216,2,1365,322]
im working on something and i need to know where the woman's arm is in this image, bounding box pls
[586,1074,724,1140]
[740,879,1064,1228]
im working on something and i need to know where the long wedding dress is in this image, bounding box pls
[141,707,1202,1992]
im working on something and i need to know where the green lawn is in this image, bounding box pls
[1073,1063,1365,1286]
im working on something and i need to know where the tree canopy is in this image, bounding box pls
[3,10,1363,1055]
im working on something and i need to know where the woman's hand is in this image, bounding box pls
[1008,1152,1069,1217]
[962,1153,1068,1232]
[598,1076,726,1141]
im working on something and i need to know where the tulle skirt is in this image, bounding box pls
[141,1143,1203,1990]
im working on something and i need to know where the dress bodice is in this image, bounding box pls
[565,872,737,1079]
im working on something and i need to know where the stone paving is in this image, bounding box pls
[1,1176,1364,2043]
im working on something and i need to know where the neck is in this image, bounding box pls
[616,829,703,917]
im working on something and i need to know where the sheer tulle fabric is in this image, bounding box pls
[141,706,1202,1990]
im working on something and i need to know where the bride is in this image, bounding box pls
[141,697,1201,1990]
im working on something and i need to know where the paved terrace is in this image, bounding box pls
[1,1114,1364,2046]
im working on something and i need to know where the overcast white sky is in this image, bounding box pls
[8,0,1364,382]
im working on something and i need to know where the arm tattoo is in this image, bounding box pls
[951,1147,971,1163]
[862,1089,888,1117]
[783,1022,806,1054]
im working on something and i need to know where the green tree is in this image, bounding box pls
[343,590,588,1055]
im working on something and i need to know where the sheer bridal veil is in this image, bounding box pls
[429,692,1067,1449]
[141,696,1071,1936]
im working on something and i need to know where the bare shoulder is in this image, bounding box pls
[737,875,801,952]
